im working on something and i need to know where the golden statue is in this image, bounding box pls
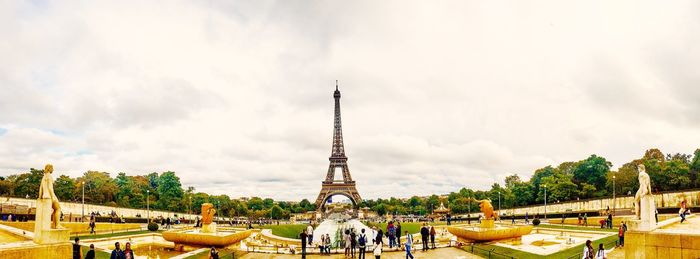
[201,203,216,224]
[470,198,499,220]
[37,164,61,228]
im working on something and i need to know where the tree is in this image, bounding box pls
[269,205,283,219]
[13,168,43,199]
[54,175,76,201]
[77,171,117,204]
[156,171,184,211]
[572,155,612,197]
[690,149,700,187]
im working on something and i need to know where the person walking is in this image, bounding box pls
[307,224,314,245]
[583,213,588,227]
[299,230,308,259]
[123,242,135,259]
[429,225,436,249]
[372,239,383,259]
[420,224,429,252]
[73,237,82,259]
[578,213,582,226]
[358,229,367,259]
[85,244,96,259]
[404,231,414,259]
[595,243,606,259]
[607,214,613,229]
[396,222,402,245]
[110,242,125,259]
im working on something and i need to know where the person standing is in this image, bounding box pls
[351,229,357,257]
[85,244,96,259]
[595,243,606,259]
[429,225,436,249]
[582,240,593,259]
[307,224,314,245]
[209,247,219,259]
[396,222,402,245]
[372,239,383,259]
[344,229,351,257]
[299,230,308,259]
[123,242,135,259]
[389,221,397,248]
[446,213,452,225]
[607,214,613,229]
[525,212,529,224]
[375,228,384,245]
[404,231,414,259]
[618,222,626,247]
[583,213,588,227]
[73,237,82,259]
[358,229,367,259]
[578,214,582,226]
[420,224,429,252]
[326,234,332,254]
[110,242,125,259]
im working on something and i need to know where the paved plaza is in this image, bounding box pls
[239,247,482,259]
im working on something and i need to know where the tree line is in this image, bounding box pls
[1,148,698,218]
[0,170,315,220]
[361,148,700,216]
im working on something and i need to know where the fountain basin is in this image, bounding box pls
[448,224,533,242]
[162,229,253,247]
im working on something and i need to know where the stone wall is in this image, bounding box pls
[507,190,700,216]
[0,241,71,259]
[0,221,141,235]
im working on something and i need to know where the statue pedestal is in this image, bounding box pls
[201,222,217,233]
[33,198,69,244]
[628,195,657,232]
[480,219,495,228]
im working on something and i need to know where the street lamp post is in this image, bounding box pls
[147,190,150,223]
[544,185,547,219]
[613,175,616,214]
[81,181,85,222]
[498,191,501,221]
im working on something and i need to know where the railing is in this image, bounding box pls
[465,244,516,259]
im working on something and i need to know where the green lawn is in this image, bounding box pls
[260,224,307,239]
[462,230,618,259]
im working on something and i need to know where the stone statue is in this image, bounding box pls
[37,164,61,228]
[201,203,216,224]
[634,164,652,220]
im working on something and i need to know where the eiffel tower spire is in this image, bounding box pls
[331,80,346,158]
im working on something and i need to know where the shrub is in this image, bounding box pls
[148,222,159,231]
[533,218,540,226]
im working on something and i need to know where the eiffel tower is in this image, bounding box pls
[314,80,362,209]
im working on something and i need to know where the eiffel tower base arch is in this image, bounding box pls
[315,183,362,210]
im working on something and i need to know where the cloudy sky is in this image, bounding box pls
[1,1,699,201]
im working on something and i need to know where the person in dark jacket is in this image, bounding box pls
[73,237,82,259]
[85,244,96,259]
[420,224,429,252]
[300,230,308,259]
[110,242,125,259]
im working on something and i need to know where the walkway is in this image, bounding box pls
[239,247,482,259]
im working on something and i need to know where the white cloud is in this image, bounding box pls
[1,0,700,200]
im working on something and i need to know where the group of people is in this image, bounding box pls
[577,213,589,226]
[298,222,438,259]
[582,240,607,259]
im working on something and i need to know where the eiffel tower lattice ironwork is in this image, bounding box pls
[314,80,362,209]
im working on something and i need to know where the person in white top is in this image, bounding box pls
[595,243,606,259]
[582,240,593,259]
[306,225,314,245]
[404,231,414,259]
[373,239,383,259]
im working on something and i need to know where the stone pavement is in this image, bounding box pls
[239,247,482,258]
